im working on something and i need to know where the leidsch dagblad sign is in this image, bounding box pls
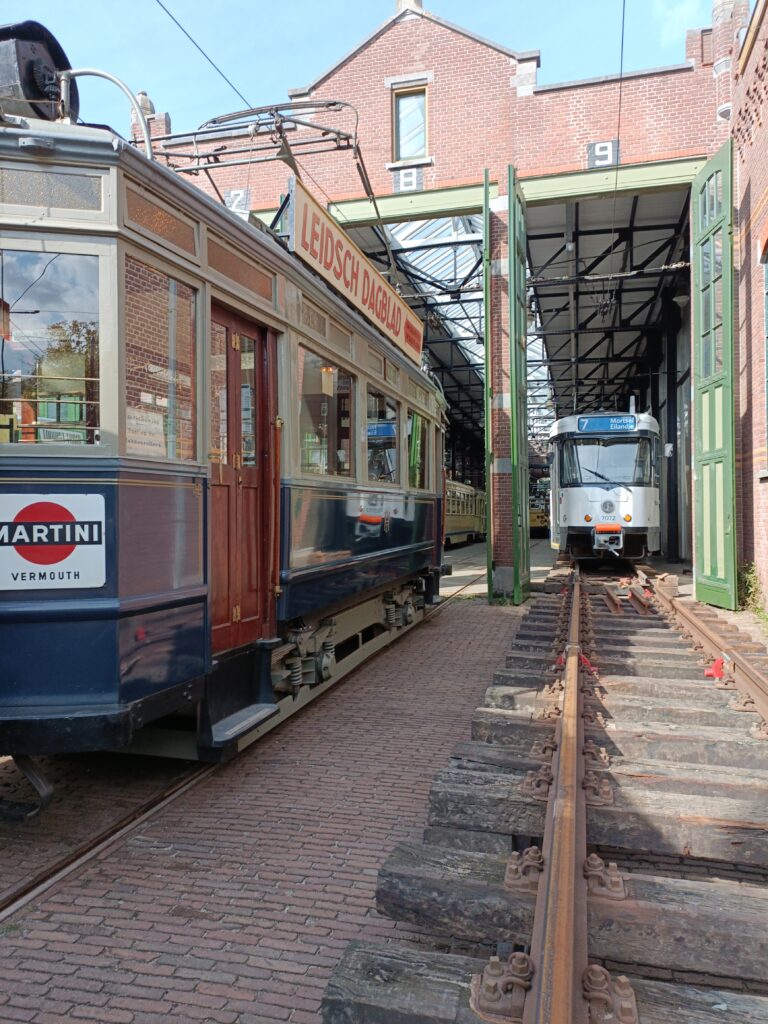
[288,178,423,364]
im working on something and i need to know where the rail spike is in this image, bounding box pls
[520,765,553,801]
[583,770,614,805]
[583,965,639,1024]
[583,738,611,766]
[529,737,558,762]
[469,952,533,1023]
[504,845,544,891]
[729,692,757,713]
[584,852,627,899]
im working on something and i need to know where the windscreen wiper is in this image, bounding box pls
[582,468,630,492]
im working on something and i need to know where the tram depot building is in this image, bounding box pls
[146,0,768,610]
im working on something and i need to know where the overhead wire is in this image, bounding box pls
[10,254,61,310]
[152,0,252,109]
[606,0,628,298]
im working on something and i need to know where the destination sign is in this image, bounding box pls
[577,415,636,433]
[288,178,424,364]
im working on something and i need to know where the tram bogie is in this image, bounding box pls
[548,411,661,561]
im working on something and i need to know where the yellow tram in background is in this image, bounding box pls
[444,480,486,547]
[529,477,551,536]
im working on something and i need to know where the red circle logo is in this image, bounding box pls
[13,501,76,565]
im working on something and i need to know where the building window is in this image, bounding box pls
[394,89,426,162]
[367,387,399,482]
[0,250,100,446]
[298,347,354,477]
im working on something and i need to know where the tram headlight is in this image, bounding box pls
[624,514,632,522]
[584,515,592,523]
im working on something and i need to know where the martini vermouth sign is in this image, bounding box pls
[0,494,106,590]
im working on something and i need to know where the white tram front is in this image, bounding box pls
[548,412,661,560]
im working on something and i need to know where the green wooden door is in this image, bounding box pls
[692,141,737,609]
[508,166,531,604]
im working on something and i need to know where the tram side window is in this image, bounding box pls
[124,256,197,461]
[652,437,661,488]
[0,250,99,445]
[367,387,399,482]
[298,347,353,477]
[407,409,427,489]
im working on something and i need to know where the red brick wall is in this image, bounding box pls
[513,65,725,177]
[488,208,512,578]
[733,0,768,596]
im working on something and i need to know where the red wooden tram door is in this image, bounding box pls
[209,306,276,653]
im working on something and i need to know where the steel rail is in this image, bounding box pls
[523,568,589,1024]
[654,585,768,726]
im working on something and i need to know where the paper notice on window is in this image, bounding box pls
[126,406,166,456]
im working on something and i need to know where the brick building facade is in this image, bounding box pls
[144,0,764,601]
[733,0,768,597]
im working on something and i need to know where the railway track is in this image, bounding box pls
[325,565,768,1022]
[0,561,487,923]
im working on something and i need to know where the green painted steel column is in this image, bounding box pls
[483,169,494,601]
[692,140,737,609]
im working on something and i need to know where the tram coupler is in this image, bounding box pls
[0,755,54,821]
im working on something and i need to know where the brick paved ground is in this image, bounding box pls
[0,754,193,903]
[0,594,523,1024]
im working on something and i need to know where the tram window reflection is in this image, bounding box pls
[367,387,399,483]
[124,256,197,461]
[298,347,353,477]
[407,408,427,489]
[0,250,99,445]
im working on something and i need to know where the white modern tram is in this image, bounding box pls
[548,411,661,560]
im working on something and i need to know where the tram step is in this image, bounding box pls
[210,703,279,745]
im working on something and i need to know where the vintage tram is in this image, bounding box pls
[548,411,661,559]
[444,480,486,548]
[0,22,446,805]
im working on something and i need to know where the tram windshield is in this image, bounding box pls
[560,437,654,487]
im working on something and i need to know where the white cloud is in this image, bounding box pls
[650,0,708,48]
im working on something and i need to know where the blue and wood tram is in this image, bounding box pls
[0,23,446,803]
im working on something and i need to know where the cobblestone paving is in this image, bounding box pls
[0,595,522,1024]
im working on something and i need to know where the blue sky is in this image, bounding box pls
[9,1,715,135]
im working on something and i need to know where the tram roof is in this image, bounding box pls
[0,116,443,401]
